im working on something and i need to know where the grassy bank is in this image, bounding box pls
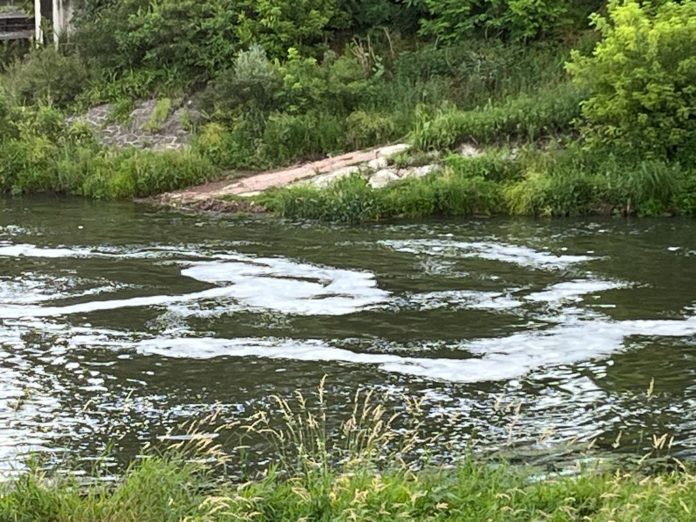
[3,380,696,521]
[258,145,695,223]
[4,456,696,521]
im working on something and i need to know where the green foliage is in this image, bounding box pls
[6,456,696,521]
[411,82,584,150]
[73,0,239,86]
[235,0,341,58]
[345,110,398,149]
[0,458,204,521]
[261,174,380,223]
[258,111,344,164]
[504,145,687,217]
[202,45,283,117]
[260,158,506,223]
[0,100,214,198]
[143,98,173,132]
[3,48,90,107]
[260,144,696,222]
[418,0,603,42]
[0,40,30,70]
[568,0,696,164]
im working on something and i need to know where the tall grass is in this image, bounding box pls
[411,83,584,151]
[3,381,696,521]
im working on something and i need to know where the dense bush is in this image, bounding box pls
[201,46,283,117]
[3,48,90,107]
[568,0,696,164]
[73,0,239,86]
[417,0,603,42]
[504,146,687,217]
[235,0,342,59]
[259,144,696,222]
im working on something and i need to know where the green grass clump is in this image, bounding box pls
[143,98,173,132]
[0,138,215,199]
[260,175,382,223]
[504,146,688,217]
[411,83,584,151]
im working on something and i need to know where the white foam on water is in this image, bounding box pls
[0,253,389,318]
[181,258,389,316]
[400,290,523,312]
[0,244,93,258]
[0,286,244,319]
[381,239,594,269]
[133,314,696,383]
[525,280,626,304]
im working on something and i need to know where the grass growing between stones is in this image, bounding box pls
[257,146,696,223]
[3,381,696,521]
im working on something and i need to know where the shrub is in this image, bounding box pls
[381,170,502,218]
[73,0,239,86]
[504,146,685,217]
[257,111,344,164]
[235,0,342,58]
[345,110,399,149]
[261,174,380,223]
[443,150,523,182]
[567,0,696,163]
[4,48,90,107]
[202,46,283,117]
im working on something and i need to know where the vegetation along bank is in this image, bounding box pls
[0,0,694,221]
[4,385,696,521]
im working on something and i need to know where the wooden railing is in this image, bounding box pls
[0,5,33,41]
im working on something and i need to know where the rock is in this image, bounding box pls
[460,143,482,158]
[402,164,439,179]
[309,165,361,188]
[368,169,400,189]
[376,143,410,159]
[367,157,389,170]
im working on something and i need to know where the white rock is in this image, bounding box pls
[368,169,400,189]
[367,157,389,170]
[376,143,410,159]
[309,166,361,188]
[402,164,439,179]
[460,144,482,158]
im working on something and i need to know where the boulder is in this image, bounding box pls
[368,169,400,189]
[309,166,361,188]
[402,164,439,179]
[368,156,389,170]
[376,143,410,159]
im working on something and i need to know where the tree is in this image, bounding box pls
[568,0,696,162]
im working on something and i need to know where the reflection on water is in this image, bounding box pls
[1,197,696,476]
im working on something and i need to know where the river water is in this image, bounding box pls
[1,197,696,476]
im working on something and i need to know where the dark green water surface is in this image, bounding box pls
[2,197,696,475]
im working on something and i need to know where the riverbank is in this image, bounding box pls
[1,2,691,219]
[153,140,695,223]
[3,454,696,520]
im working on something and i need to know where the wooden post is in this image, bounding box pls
[52,0,60,48]
[34,0,43,45]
